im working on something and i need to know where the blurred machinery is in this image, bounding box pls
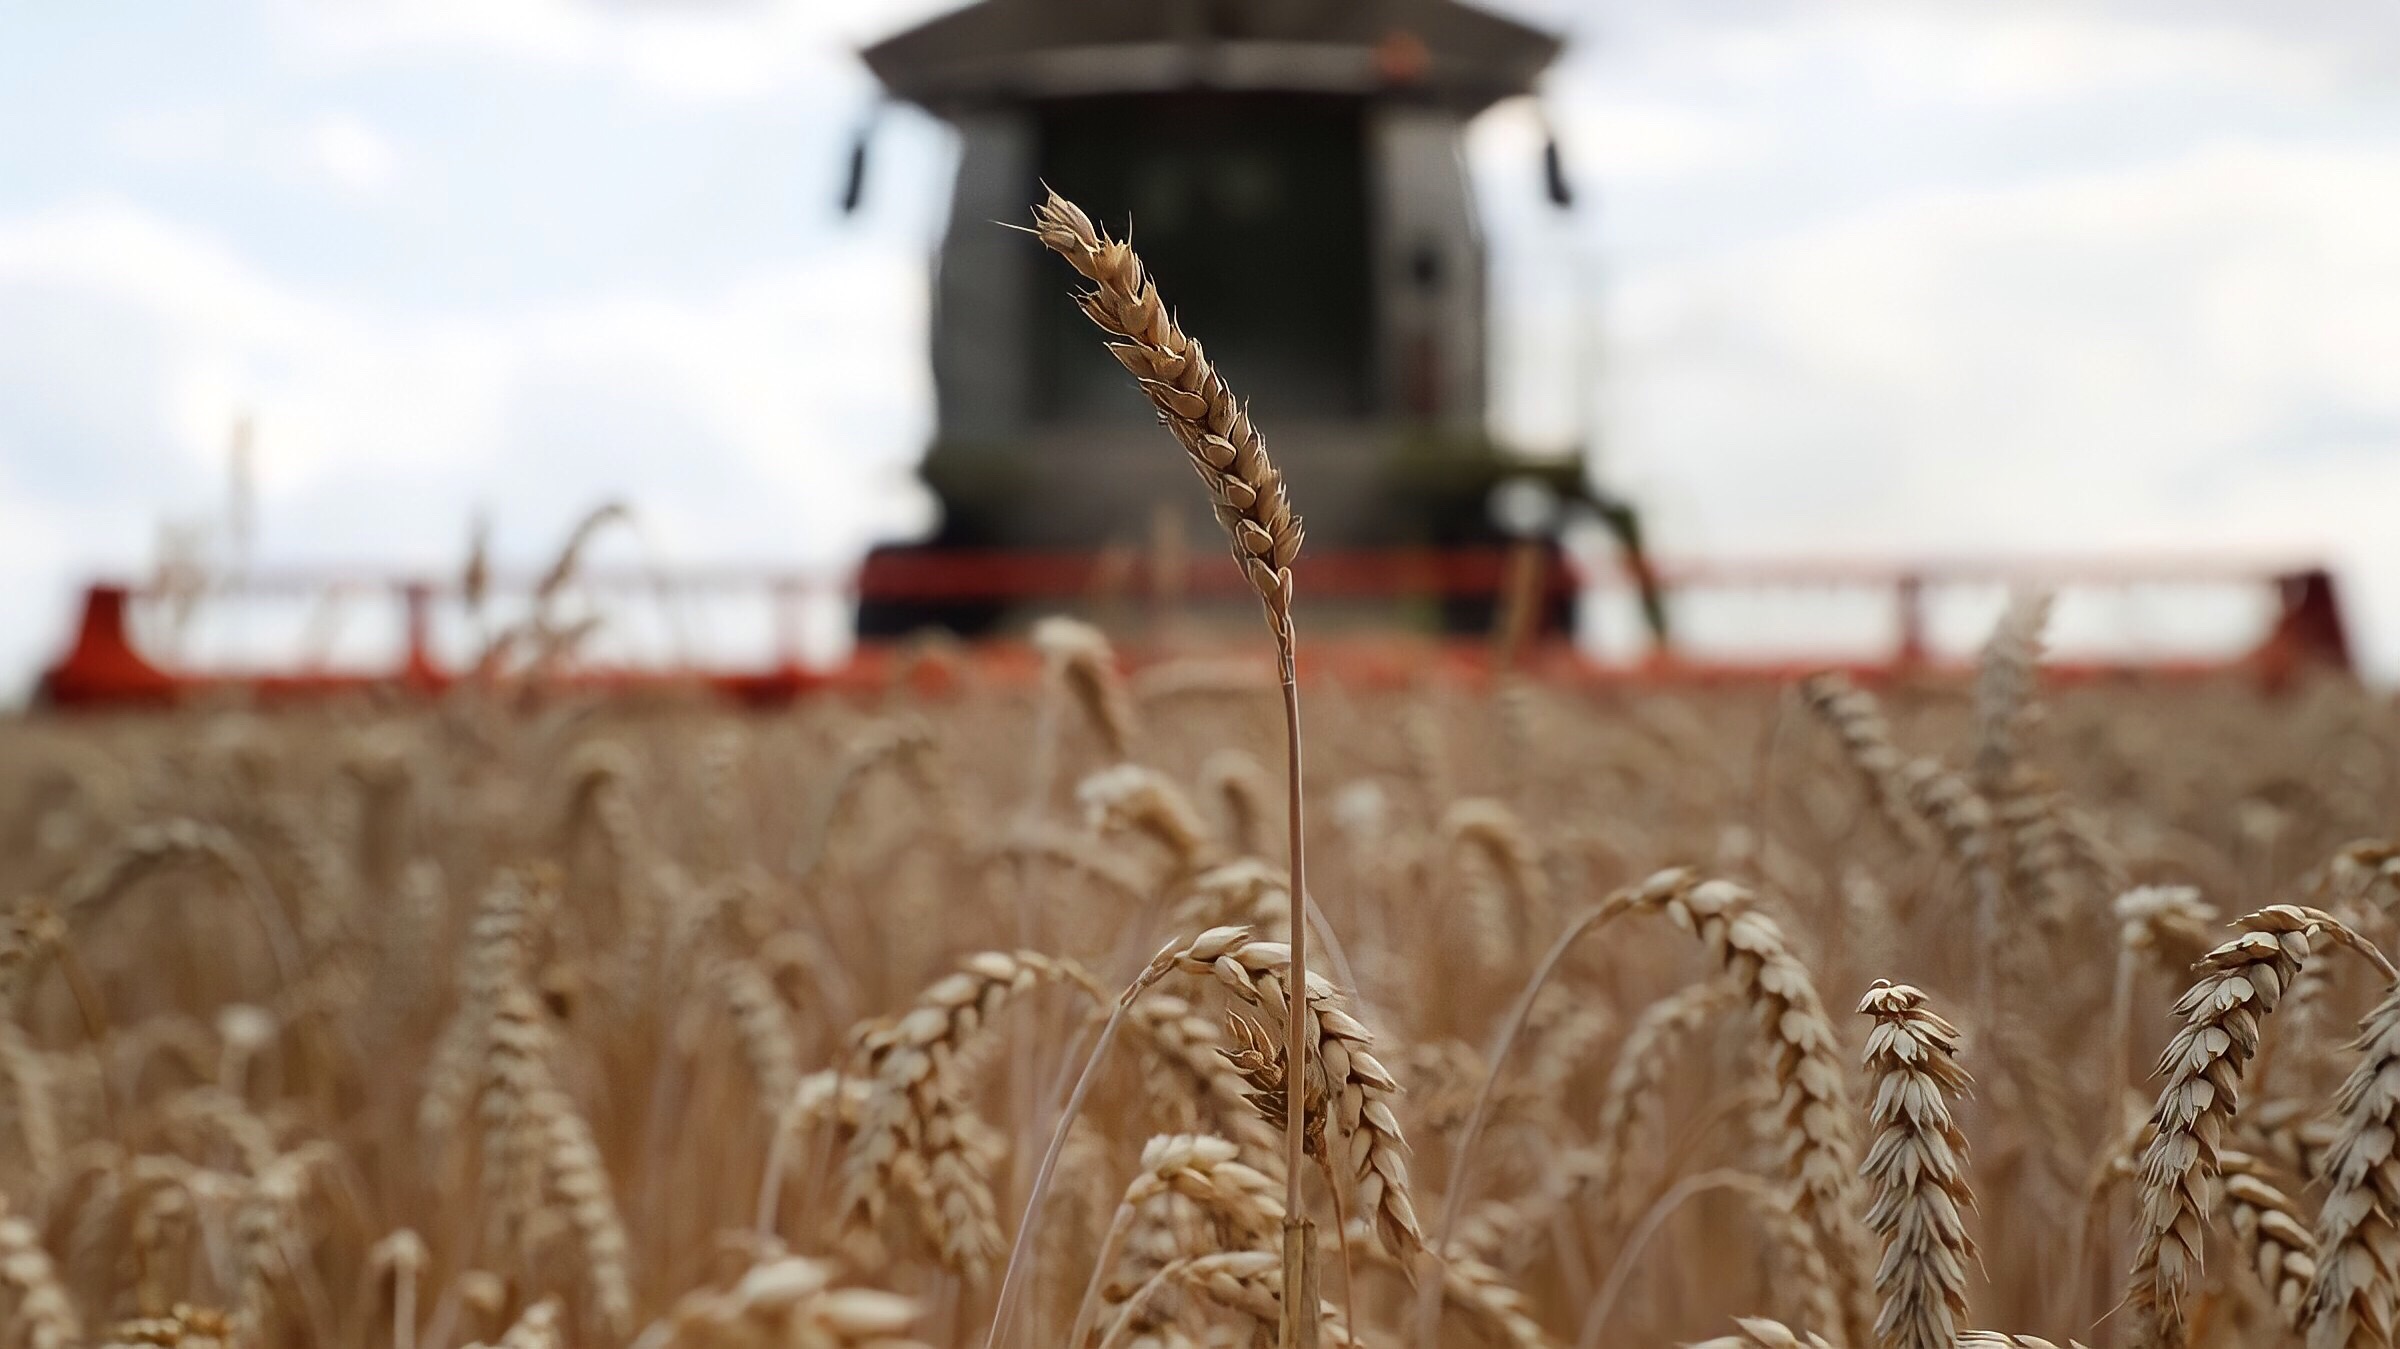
[850,0,1603,636]
[37,556,2354,707]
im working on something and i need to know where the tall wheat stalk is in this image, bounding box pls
[1034,188,1322,1347]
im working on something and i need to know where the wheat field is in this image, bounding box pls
[0,632,2396,1349]
[5,191,2396,1349]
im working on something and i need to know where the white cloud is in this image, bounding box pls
[0,199,934,685]
[1562,5,2345,108]
[107,106,408,203]
[262,0,959,102]
[1601,139,2400,670]
[308,116,399,197]
[1479,94,1758,184]
[111,107,234,165]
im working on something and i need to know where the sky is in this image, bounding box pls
[2,0,2397,689]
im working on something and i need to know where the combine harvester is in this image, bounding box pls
[33,0,2359,707]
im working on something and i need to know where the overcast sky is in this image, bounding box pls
[3,0,2397,689]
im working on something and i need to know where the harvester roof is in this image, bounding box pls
[863,0,1560,112]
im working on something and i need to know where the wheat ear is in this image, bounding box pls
[629,1255,928,1349]
[1031,192,1302,634]
[1456,975,1734,1266]
[1798,675,1938,852]
[1970,590,2054,799]
[0,1021,62,1185]
[2218,1147,2315,1333]
[423,871,544,1141]
[1096,1250,1355,1349]
[2307,976,2400,1349]
[472,1296,562,1349]
[1153,927,1420,1261]
[1201,750,1274,856]
[1858,981,1976,1349]
[714,953,802,1120]
[1077,765,1219,875]
[100,1304,235,1348]
[1067,1134,1285,1349]
[0,1191,81,1349]
[840,950,1106,1282]
[1590,975,1738,1222]
[1696,1320,2091,1349]
[2130,904,2384,1348]
[1033,616,1137,759]
[1601,871,1880,1346]
[474,979,634,1334]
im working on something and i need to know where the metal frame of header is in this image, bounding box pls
[34,547,2354,708]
